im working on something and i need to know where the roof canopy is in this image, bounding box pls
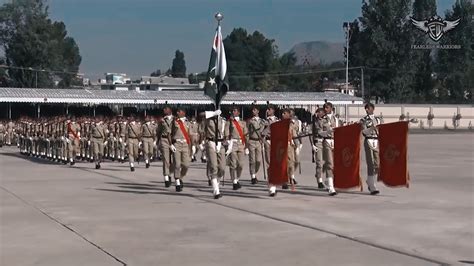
[0,88,363,105]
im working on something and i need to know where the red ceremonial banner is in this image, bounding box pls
[377,121,410,188]
[268,119,291,186]
[334,123,362,190]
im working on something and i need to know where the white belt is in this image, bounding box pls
[174,139,187,143]
[324,139,334,149]
[231,139,242,143]
[367,139,378,150]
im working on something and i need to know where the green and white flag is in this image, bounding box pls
[204,25,228,107]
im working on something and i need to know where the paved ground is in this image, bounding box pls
[1,134,473,266]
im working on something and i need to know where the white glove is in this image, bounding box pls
[216,142,222,152]
[226,140,233,156]
[113,137,117,141]
[61,136,65,141]
[199,141,205,151]
[295,147,301,156]
[154,141,157,147]
[88,140,91,146]
[170,144,177,153]
[66,138,70,144]
[119,137,123,143]
[244,148,249,155]
[139,141,142,146]
[298,144,303,150]
[205,110,222,119]
[312,145,318,152]
[104,141,108,146]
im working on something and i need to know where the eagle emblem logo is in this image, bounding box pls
[411,15,460,42]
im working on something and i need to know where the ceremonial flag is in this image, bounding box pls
[268,119,291,185]
[204,25,228,107]
[334,123,363,190]
[378,121,410,187]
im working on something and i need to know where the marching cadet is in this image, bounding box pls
[170,107,192,192]
[141,115,157,168]
[0,120,5,147]
[80,118,90,161]
[106,119,117,161]
[291,110,302,185]
[126,115,141,172]
[268,109,297,197]
[90,117,108,169]
[61,117,69,163]
[225,106,247,191]
[247,105,264,184]
[117,116,127,163]
[6,120,14,146]
[67,116,81,165]
[189,116,199,162]
[158,106,174,186]
[311,108,327,189]
[202,109,224,198]
[197,112,208,164]
[263,105,279,169]
[320,102,338,196]
[360,103,381,195]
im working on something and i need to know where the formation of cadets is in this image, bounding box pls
[0,102,381,199]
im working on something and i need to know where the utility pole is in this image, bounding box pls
[343,22,351,94]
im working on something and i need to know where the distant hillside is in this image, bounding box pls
[288,41,344,66]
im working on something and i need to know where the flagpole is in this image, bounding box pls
[214,12,223,146]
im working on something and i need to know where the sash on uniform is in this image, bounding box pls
[176,119,191,145]
[268,119,291,186]
[67,123,79,139]
[377,121,410,188]
[232,119,245,145]
[333,123,362,190]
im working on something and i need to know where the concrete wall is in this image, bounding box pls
[344,104,473,129]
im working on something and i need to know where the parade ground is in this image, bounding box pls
[1,133,473,266]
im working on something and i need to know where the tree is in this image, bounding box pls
[410,0,437,103]
[223,28,278,91]
[150,69,161,77]
[436,0,473,103]
[352,0,415,103]
[0,0,81,88]
[171,50,186,78]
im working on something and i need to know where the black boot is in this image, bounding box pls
[318,182,325,189]
[146,163,150,169]
[282,183,289,190]
[251,178,258,185]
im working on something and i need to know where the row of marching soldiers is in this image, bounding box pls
[1,101,381,199]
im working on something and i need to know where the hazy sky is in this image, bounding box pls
[21,0,455,79]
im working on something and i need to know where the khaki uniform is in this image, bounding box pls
[61,121,69,161]
[287,120,298,179]
[189,121,199,160]
[262,116,279,168]
[158,115,174,177]
[321,114,339,178]
[204,117,226,181]
[90,122,107,163]
[117,122,127,161]
[0,123,5,147]
[6,121,14,145]
[141,122,157,164]
[360,115,381,177]
[67,122,81,162]
[225,117,247,182]
[247,116,264,177]
[171,117,191,180]
[312,117,325,180]
[292,118,303,175]
[126,122,141,165]
[106,122,116,160]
